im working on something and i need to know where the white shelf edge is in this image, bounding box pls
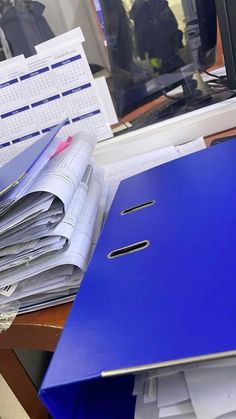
[94,97,236,165]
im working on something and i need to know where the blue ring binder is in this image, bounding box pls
[40,137,236,418]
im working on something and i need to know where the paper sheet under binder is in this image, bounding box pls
[134,358,236,419]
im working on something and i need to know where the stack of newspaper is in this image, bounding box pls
[0,123,104,314]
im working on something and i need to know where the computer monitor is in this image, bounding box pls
[100,0,218,119]
[215,0,236,89]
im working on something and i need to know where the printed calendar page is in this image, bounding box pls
[36,39,113,141]
[62,83,98,118]
[0,117,10,148]
[20,67,58,104]
[51,55,89,90]
[72,110,110,139]
[32,95,67,131]
[2,106,39,142]
[0,56,28,115]
[0,27,113,163]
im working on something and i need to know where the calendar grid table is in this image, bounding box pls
[0,38,113,154]
[51,55,89,90]
[0,78,27,112]
[32,95,67,129]
[62,83,98,118]
[1,106,39,141]
[20,67,58,102]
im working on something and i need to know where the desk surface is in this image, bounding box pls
[4,124,236,350]
[0,303,72,351]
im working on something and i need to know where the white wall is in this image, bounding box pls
[40,0,109,69]
[40,0,67,35]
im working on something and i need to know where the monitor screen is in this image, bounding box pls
[100,0,217,118]
[216,0,236,90]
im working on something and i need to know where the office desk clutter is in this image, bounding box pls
[0,27,114,317]
[0,121,104,314]
[0,125,206,318]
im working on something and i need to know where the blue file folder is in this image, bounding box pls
[0,119,67,197]
[40,138,236,418]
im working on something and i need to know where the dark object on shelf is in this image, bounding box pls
[114,89,234,135]
[216,0,236,90]
[210,135,236,147]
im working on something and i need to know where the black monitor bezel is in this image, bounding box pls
[216,0,236,89]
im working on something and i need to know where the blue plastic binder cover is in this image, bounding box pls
[40,138,236,418]
[0,119,67,197]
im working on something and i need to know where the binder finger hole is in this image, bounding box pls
[107,240,150,259]
[121,200,155,215]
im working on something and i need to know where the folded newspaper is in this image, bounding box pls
[0,122,105,313]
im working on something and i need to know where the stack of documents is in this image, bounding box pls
[0,122,104,313]
[133,357,236,419]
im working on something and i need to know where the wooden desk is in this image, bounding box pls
[205,127,236,147]
[0,303,72,419]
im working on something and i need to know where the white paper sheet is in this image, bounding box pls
[134,395,157,419]
[19,289,77,311]
[158,414,196,419]
[28,131,96,211]
[175,137,206,157]
[218,412,236,419]
[0,266,82,305]
[35,34,113,141]
[158,373,190,408]
[48,166,92,243]
[159,401,194,417]
[0,282,18,297]
[103,136,207,217]
[0,209,62,247]
[0,167,93,272]
[0,238,66,273]
[0,168,104,289]
[133,374,148,396]
[0,240,38,257]
[35,27,85,51]
[103,145,179,215]
[18,293,76,314]
[0,193,55,235]
[94,77,118,125]
[143,378,157,403]
[185,367,236,419]
[198,357,236,370]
